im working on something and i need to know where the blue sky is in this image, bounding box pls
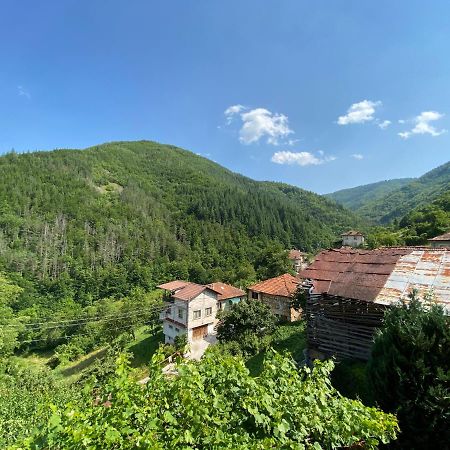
[1,1,449,193]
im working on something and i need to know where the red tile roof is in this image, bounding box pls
[428,232,450,241]
[248,273,299,297]
[288,249,304,260]
[341,230,364,236]
[157,280,193,291]
[172,283,210,301]
[207,282,245,301]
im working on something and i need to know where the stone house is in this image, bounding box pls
[247,273,300,321]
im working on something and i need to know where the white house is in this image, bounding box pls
[341,230,365,247]
[158,280,244,345]
[288,249,307,273]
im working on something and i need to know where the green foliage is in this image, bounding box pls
[326,178,414,212]
[254,242,292,279]
[327,161,450,225]
[0,358,79,447]
[0,140,361,311]
[400,190,450,244]
[216,299,277,346]
[22,350,398,449]
[368,291,450,449]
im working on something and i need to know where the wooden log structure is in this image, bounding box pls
[306,292,387,361]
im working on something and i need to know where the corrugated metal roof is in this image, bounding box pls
[376,249,450,311]
[248,273,298,297]
[299,248,450,311]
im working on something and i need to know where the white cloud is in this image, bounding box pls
[337,100,381,125]
[17,85,30,99]
[271,150,336,166]
[224,105,294,145]
[351,153,364,160]
[398,119,405,124]
[378,120,391,129]
[239,108,293,145]
[398,111,447,139]
[224,104,245,124]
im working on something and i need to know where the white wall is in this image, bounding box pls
[187,290,218,330]
[163,320,187,344]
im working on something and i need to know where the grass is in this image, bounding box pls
[246,321,306,376]
[127,325,164,368]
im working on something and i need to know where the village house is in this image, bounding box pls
[341,230,365,247]
[207,282,246,311]
[299,247,450,361]
[157,280,244,344]
[428,231,450,248]
[288,249,307,273]
[248,273,300,321]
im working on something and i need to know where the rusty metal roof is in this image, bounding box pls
[248,273,299,297]
[299,248,450,311]
[428,231,450,241]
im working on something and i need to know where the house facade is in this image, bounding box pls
[288,249,307,273]
[428,231,450,248]
[248,273,300,321]
[299,247,450,361]
[158,280,244,344]
[341,230,365,247]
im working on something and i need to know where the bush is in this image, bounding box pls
[22,350,399,448]
[368,290,450,449]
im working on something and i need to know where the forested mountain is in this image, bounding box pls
[0,140,361,307]
[328,161,450,224]
[326,178,414,212]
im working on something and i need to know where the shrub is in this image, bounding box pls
[368,290,450,449]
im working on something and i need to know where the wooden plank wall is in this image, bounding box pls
[306,293,387,360]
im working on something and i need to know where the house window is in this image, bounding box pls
[178,308,184,319]
[205,307,212,316]
[168,324,173,330]
[175,328,179,333]
[193,310,201,319]
[252,291,259,299]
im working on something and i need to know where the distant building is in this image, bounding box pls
[248,273,301,321]
[428,232,450,248]
[288,249,307,273]
[341,230,365,247]
[299,247,450,361]
[157,280,244,344]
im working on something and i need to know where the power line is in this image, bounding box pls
[3,303,169,329]
[15,319,161,344]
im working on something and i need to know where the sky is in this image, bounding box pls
[1,1,449,194]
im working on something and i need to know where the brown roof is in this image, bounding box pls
[207,282,245,301]
[428,232,450,241]
[172,283,219,301]
[157,280,193,291]
[341,230,364,236]
[299,247,450,310]
[288,249,304,260]
[249,273,299,297]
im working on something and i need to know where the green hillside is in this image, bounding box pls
[0,140,361,305]
[328,161,450,224]
[326,178,414,212]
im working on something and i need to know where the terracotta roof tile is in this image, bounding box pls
[207,282,245,301]
[341,230,364,236]
[157,280,193,291]
[428,231,450,241]
[172,283,213,301]
[288,249,304,259]
[248,273,299,297]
